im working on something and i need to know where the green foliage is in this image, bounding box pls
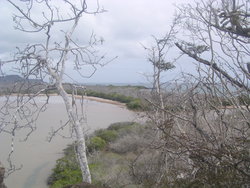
[49,166,82,188]
[66,88,144,110]
[107,84,148,90]
[238,94,250,105]
[221,98,233,106]
[107,122,139,138]
[86,90,131,103]
[87,136,106,153]
[126,99,143,110]
[65,89,85,96]
[85,90,143,110]
[48,122,141,187]
[107,122,135,131]
[48,145,82,188]
[94,129,118,143]
[119,85,148,90]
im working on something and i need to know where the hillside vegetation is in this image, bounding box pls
[48,122,146,188]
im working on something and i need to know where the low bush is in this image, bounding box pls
[238,94,250,105]
[89,152,132,188]
[48,122,146,188]
[87,136,107,153]
[95,129,118,143]
[107,122,135,131]
[48,145,82,188]
[85,90,143,110]
[109,134,145,154]
[126,99,143,110]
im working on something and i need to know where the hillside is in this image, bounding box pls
[0,75,46,94]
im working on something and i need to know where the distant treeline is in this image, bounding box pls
[65,89,143,110]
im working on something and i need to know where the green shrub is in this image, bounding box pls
[48,145,82,188]
[107,122,135,131]
[67,89,145,111]
[49,166,82,188]
[87,136,106,153]
[108,122,141,138]
[221,99,233,106]
[126,99,143,110]
[238,94,250,105]
[95,129,118,143]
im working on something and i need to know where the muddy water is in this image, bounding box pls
[0,96,136,188]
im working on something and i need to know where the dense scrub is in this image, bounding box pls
[47,145,82,188]
[48,115,250,188]
[47,122,142,188]
[65,88,144,110]
[85,90,144,110]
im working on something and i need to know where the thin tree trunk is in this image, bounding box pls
[56,81,91,183]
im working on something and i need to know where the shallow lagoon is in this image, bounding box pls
[0,96,136,188]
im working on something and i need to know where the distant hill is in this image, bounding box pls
[0,75,46,94]
[0,75,23,83]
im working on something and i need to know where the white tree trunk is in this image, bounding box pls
[56,81,91,183]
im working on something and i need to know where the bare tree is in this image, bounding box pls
[142,23,179,138]
[129,1,250,187]
[0,0,108,183]
[175,0,250,93]
[157,0,250,186]
[132,24,180,187]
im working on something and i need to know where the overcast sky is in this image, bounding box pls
[0,0,195,84]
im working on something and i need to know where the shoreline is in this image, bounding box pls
[0,95,134,188]
[82,96,126,107]
[3,93,126,107]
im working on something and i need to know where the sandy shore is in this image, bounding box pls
[82,96,126,107]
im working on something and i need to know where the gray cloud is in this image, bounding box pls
[0,0,193,84]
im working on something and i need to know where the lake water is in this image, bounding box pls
[0,96,136,188]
